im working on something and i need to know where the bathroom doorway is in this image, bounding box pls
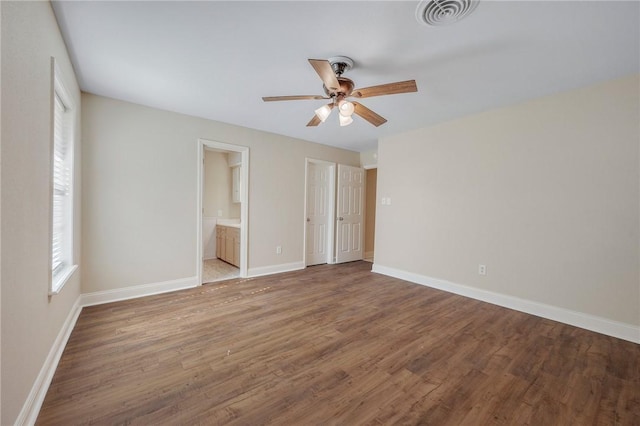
[197,139,249,284]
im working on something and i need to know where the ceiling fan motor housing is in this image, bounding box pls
[323,56,355,98]
[324,77,355,98]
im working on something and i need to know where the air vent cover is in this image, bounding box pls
[416,0,480,26]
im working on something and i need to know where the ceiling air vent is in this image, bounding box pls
[415,0,480,26]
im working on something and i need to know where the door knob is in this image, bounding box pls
[306,218,310,222]
[338,217,344,221]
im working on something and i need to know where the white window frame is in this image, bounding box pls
[50,58,77,295]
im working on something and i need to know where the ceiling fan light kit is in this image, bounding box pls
[262,56,418,128]
[338,99,355,117]
[314,104,332,123]
[339,114,354,127]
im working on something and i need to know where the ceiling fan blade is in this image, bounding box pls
[353,102,387,127]
[262,95,329,102]
[351,80,417,99]
[308,59,340,92]
[307,115,322,127]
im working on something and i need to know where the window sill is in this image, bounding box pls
[50,264,78,295]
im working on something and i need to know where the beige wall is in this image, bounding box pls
[376,74,640,327]
[1,2,82,423]
[365,169,377,257]
[203,150,240,218]
[82,93,359,293]
[360,149,378,169]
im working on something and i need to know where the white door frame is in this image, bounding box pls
[303,158,336,266]
[197,138,249,283]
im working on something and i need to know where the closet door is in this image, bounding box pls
[335,164,364,263]
[306,162,331,266]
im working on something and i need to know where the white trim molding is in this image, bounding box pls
[16,296,83,425]
[81,276,199,307]
[372,264,640,344]
[248,261,305,278]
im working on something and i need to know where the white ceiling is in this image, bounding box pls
[51,1,639,152]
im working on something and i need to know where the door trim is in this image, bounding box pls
[197,138,249,283]
[303,158,336,266]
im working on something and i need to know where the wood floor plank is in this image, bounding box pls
[37,261,640,425]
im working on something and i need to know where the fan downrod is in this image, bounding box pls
[328,56,354,76]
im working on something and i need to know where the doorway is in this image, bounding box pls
[364,168,377,262]
[197,139,249,284]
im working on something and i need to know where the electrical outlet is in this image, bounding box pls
[478,264,486,275]
[381,198,387,205]
[276,246,282,255]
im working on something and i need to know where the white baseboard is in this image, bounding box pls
[248,261,305,278]
[372,264,639,344]
[81,275,199,307]
[16,296,83,426]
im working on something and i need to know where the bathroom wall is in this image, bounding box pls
[202,150,241,259]
[203,150,240,219]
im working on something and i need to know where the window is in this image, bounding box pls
[50,58,77,294]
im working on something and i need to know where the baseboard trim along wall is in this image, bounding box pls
[371,264,640,344]
[19,275,200,424]
[81,275,200,307]
[16,297,83,426]
[248,261,305,278]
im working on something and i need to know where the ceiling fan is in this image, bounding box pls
[262,56,418,127]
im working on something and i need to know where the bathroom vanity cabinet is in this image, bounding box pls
[216,225,240,267]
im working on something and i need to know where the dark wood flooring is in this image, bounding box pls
[38,261,640,425]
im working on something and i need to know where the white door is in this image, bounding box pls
[336,164,364,263]
[306,162,331,266]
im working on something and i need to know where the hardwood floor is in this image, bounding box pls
[38,261,639,425]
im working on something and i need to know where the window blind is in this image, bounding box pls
[52,92,70,280]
